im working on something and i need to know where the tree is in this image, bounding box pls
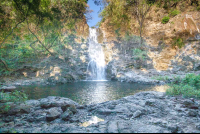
[0,0,89,71]
[126,0,155,47]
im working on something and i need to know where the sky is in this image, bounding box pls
[87,0,103,27]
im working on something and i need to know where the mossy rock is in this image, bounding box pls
[64,74,75,81]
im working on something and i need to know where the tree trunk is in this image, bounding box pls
[139,23,143,47]
[0,58,11,71]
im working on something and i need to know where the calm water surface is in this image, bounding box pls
[17,81,168,105]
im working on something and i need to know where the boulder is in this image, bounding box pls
[40,97,79,109]
[107,121,118,133]
[6,104,31,115]
[25,100,40,107]
[61,110,72,121]
[46,107,62,121]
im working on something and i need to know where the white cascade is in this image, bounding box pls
[86,28,106,81]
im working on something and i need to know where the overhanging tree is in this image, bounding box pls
[0,0,89,71]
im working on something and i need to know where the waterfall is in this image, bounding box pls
[86,28,106,81]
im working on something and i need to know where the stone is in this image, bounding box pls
[187,110,198,117]
[63,104,77,114]
[132,110,142,118]
[6,104,31,115]
[195,33,200,40]
[196,123,200,130]
[25,100,40,107]
[2,116,15,123]
[183,100,194,106]
[46,107,62,121]
[0,86,16,92]
[118,121,131,133]
[40,97,78,109]
[1,91,200,133]
[40,98,51,108]
[19,104,31,114]
[107,121,118,133]
[61,110,72,121]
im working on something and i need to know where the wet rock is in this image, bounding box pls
[46,107,62,121]
[0,86,16,92]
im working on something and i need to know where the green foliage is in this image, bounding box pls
[0,90,28,113]
[197,6,200,11]
[123,34,142,44]
[0,90,28,103]
[115,28,121,40]
[0,0,88,73]
[163,0,168,9]
[124,31,131,42]
[166,74,200,99]
[161,16,170,24]
[170,9,180,17]
[132,48,147,60]
[172,37,185,48]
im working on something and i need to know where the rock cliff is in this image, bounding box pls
[98,1,200,80]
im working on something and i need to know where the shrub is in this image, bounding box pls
[0,90,28,113]
[166,74,200,99]
[172,37,185,48]
[170,10,180,17]
[161,16,170,24]
[132,48,147,61]
[197,6,200,11]
[163,2,168,10]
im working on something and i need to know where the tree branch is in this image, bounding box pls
[0,58,11,71]
[0,19,26,49]
[26,19,54,56]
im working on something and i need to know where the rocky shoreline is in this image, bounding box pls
[1,69,200,89]
[0,91,200,133]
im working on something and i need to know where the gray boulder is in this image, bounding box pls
[46,107,62,121]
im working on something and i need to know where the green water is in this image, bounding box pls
[17,81,168,105]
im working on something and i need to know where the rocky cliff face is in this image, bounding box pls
[98,1,200,78]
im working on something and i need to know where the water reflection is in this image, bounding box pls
[17,81,168,105]
[80,116,104,127]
